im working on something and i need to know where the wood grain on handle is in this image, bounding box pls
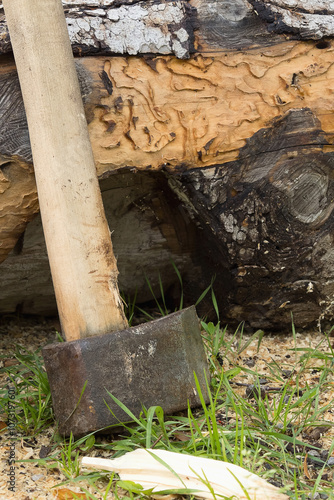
[2,0,128,341]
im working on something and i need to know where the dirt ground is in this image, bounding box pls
[0,315,333,499]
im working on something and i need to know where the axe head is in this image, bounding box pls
[42,306,210,437]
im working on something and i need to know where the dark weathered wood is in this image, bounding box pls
[174,108,334,330]
[190,0,283,52]
[0,69,30,160]
[0,62,93,164]
[1,0,333,58]
[249,0,334,39]
[0,171,212,319]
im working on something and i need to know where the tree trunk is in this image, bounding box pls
[1,0,334,331]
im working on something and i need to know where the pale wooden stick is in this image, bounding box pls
[82,449,289,500]
[3,0,128,341]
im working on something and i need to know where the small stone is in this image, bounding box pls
[31,474,44,481]
[244,358,256,367]
[327,456,334,466]
[268,479,283,488]
[308,493,320,499]
[39,445,51,459]
[245,384,266,399]
[307,449,324,467]
[309,426,330,440]
[310,428,321,440]
[308,450,320,457]
[216,353,224,366]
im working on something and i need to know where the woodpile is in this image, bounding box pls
[1,0,334,331]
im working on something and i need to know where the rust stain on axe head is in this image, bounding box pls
[42,306,210,437]
[43,342,99,434]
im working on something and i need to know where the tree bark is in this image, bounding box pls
[0,0,195,58]
[249,1,334,39]
[1,0,333,57]
[1,0,334,331]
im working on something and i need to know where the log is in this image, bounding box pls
[1,0,334,330]
[175,108,334,330]
[0,0,196,58]
[1,0,333,58]
[0,172,208,318]
[249,0,334,39]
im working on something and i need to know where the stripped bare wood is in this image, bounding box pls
[83,449,288,500]
[4,39,334,169]
[0,158,39,264]
[81,41,334,174]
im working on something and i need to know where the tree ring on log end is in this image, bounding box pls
[270,158,332,226]
[288,170,329,225]
[175,109,334,330]
[197,0,250,23]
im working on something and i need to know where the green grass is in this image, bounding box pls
[0,344,54,435]
[1,272,334,499]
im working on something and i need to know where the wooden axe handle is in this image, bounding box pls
[3,0,128,341]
